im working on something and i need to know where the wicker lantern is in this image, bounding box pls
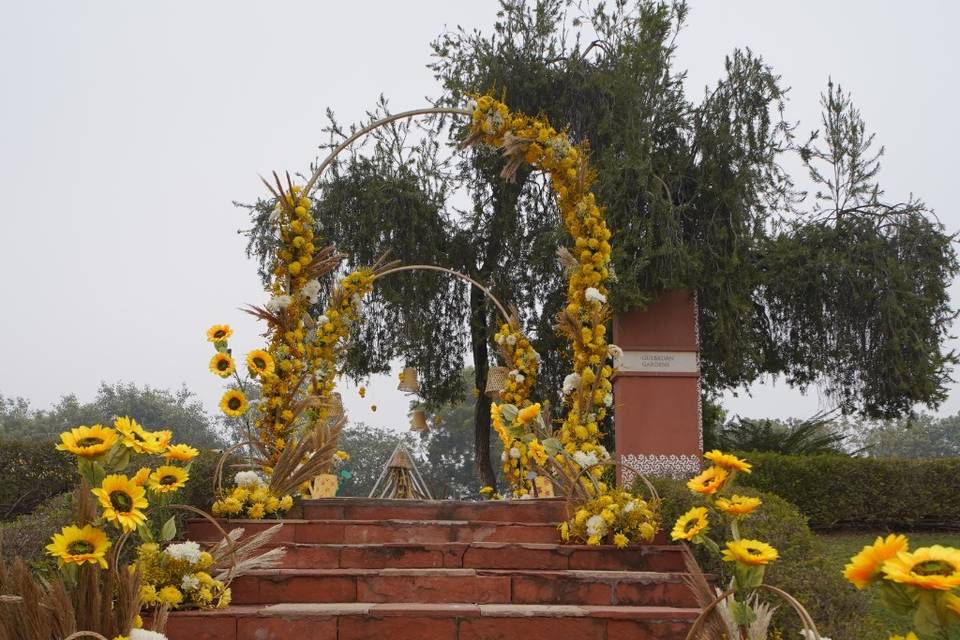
[398,366,420,393]
[409,409,429,433]
[485,366,509,399]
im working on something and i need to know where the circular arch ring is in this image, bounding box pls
[373,264,511,324]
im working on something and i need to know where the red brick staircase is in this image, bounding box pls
[166,498,698,639]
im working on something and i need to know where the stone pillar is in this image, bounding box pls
[612,290,702,485]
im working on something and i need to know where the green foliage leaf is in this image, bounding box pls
[160,515,177,542]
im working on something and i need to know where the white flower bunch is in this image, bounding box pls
[585,514,607,538]
[562,373,581,396]
[266,294,292,313]
[584,287,607,304]
[165,540,201,564]
[181,573,201,591]
[131,630,169,640]
[572,450,599,469]
[301,279,322,304]
[607,344,624,370]
[234,470,266,488]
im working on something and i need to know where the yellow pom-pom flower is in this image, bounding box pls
[56,424,118,459]
[882,545,960,590]
[92,474,149,532]
[843,533,909,589]
[148,465,189,493]
[209,352,235,378]
[206,324,232,342]
[220,390,248,417]
[45,524,111,569]
[158,585,184,606]
[721,539,779,566]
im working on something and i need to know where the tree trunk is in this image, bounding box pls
[469,285,498,490]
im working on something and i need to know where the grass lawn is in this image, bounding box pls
[817,530,960,637]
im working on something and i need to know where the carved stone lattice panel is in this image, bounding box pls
[620,453,702,485]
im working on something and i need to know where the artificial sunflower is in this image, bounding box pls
[164,443,199,463]
[206,324,233,342]
[882,545,960,590]
[703,450,752,474]
[56,424,118,458]
[46,524,111,568]
[722,539,779,566]
[220,389,248,417]
[130,466,151,486]
[209,353,235,378]
[843,533,909,589]
[686,466,730,495]
[115,416,165,455]
[671,506,710,541]
[246,349,275,376]
[92,474,149,532]
[148,465,189,493]
[151,429,173,451]
[517,403,542,424]
[715,495,762,517]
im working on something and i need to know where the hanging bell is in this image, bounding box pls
[485,366,509,399]
[398,366,420,394]
[409,408,429,433]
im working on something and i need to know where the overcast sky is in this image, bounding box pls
[1,1,957,432]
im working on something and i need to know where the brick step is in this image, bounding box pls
[229,568,697,608]
[187,518,560,545]
[164,602,697,640]
[205,540,685,572]
[293,498,569,523]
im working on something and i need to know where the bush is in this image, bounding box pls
[0,492,74,571]
[0,438,74,521]
[736,452,960,530]
[649,477,873,640]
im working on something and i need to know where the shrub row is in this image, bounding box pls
[734,452,960,531]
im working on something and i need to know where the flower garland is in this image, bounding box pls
[467,96,616,495]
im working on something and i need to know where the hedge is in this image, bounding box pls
[735,452,960,531]
[0,438,75,521]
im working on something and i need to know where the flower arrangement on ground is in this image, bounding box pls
[675,450,823,640]
[844,534,960,639]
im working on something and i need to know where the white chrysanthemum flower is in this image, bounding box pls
[506,334,517,346]
[515,374,525,383]
[562,373,581,395]
[266,294,292,313]
[607,344,624,370]
[623,501,636,514]
[603,393,614,407]
[586,514,607,537]
[572,450,599,469]
[165,540,201,564]
[301,279,322,304]
[131,630,169,640]
[235,470,265,488]
[181,573,201,591]
[318,314,329,325]
[585,287,607,304]
[509,447,521,460]
[596,446,611,462]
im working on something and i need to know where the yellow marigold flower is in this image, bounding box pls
[722,539,779,566]
[45,524,111,569]
[206,324,232,342]
[114,416,165,455]
[613,533,629,549]
[559,521,570,541]
[92,474,149,532]
[140,584,158,605]
[148,465,189,493]
[248,502,266,519]
[517,403,542,424]
[715,495,762,517]
[527,440,548,466]
[843,534,909,589]
[246,349,275,376]
[671,507,709,542]
[220,390,248,417]
[158,585,184,606]
[882,545,960,590]
[703,450,752,473]
[686,466,729,495]
[209,352,235,378]
[130,466,151,486]
[165,443,199,463]
[56,424,118,458]
[279,495,294,511]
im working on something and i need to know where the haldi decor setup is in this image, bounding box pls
[843,534,960,638]
[672,450,822,640]
[0,417,283,640]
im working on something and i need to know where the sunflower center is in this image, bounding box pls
[217,359,229,371]
[77,437,104,447]
[67,540,95,555]
[684,519,699,533]
[913,560,956,576]
[160,475,177,485]
[214,330,226,339]
[110,490,133,512]
[228,397,242,410]
[746,547,763,556]
[253,357,266,369]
